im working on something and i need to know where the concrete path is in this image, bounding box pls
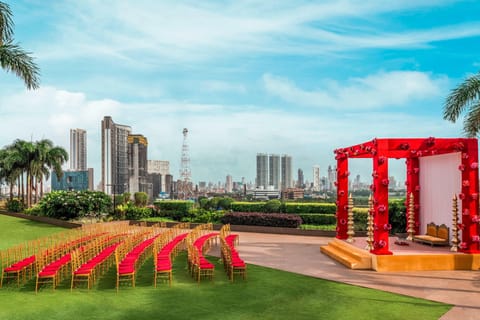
[220,232,480,320]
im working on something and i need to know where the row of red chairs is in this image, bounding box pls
[220,224,246,282]
[71,233,129,290]
[189,232,219,282]
[1,232,106,289]
[154,232,189,287]
[116,233,161,291]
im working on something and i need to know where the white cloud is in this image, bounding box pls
[201,80,247,94]
[263,71,447,109]
[32,0,479,64]
[0,86,462,185]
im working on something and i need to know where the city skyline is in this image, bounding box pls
[1,1,478,185]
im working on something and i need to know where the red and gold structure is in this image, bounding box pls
[334,137,480,255]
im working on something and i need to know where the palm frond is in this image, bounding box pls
[0,41,40,89]
[0,1,14,44]
[463,100,480,137]
[443,73,480,122]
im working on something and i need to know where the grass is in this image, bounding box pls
[0,214,451,320]
[300,224,336,231]
[0,214,65,250]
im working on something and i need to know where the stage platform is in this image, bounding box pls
[320,237,480,272]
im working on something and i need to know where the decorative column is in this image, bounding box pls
[371,139,392,255]
[335,151,349,240]
[451,194,459,252]
[346,194,355,243]
[460,140,480,253]
[406,192,415,241]
[365,194,374,250]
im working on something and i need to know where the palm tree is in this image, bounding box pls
[443,72,480,137]
[32,139,68,203]
[0,1,40,89]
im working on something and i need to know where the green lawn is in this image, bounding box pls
[0,214,451,320]
[0,214,65,250]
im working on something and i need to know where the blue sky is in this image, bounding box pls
[1,0,480,187]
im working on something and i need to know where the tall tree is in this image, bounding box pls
[0,1,40,89]
[443,72,480,137]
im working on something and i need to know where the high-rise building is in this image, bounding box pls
[256,153,268,189]
[226,175,233,193]
[128,134,148,195]
[313,165,320,191]
[281,154,292,189]
[297,168,304,188]
[70,128,87,171]
[101,116,131,195]
[327,165,337,190]
[269,154,280,190]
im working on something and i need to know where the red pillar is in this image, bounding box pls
[335,155,349,239]
[460,141,480,253]
[371,141,392,255]
[405,157,420,234]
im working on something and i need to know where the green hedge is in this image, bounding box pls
[153,200,194,219]
[298,214,336,225]
[230,202,266,213]
[284,203,336,214]
[221,212,302,228]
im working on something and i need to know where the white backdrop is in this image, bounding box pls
[418,152,461,234]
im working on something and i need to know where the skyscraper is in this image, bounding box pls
[269,154,280,190]
[313,165,320,191]
[101,116,131,195]
[128,134,148,194]
[226,175,233,193]
[297,168,304,188]
[281,155,292,189]
[70,128,87,171]
[256,153,268,188]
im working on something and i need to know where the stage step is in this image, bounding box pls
[320,238,372,270]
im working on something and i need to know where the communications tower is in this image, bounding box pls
[178,128,193,199]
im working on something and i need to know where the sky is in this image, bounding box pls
[1,0,480,187]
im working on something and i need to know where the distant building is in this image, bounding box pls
[297,168,304,188]
[256,153,268,188]
[147,160,170,192]
[70,128,87,171]
[101,116,131,195]
[128,134,148,195]
[269,154,280,190]
[249,188,280,200]
[281,188,304,200]
[313,165,320,191]
[147,173,162,200]
[51,170,89,191]
[327,165,337,190]
[226,175,233,193]
[281,154,293,190]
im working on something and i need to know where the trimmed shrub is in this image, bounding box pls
[185,209,225,223]
[231,202,265,213]
[265,199,282,213]
[353,207,369,231]
[221,212,302,228]
[298,213,336,225]
[6,198,25,212]
[154,200,194,219]
[134,192,148,207]
[284,203,336,214]
[389,198,406,234]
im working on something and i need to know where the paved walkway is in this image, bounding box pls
[221,232,480,320]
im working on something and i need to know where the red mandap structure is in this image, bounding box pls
[334,137,480,255]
